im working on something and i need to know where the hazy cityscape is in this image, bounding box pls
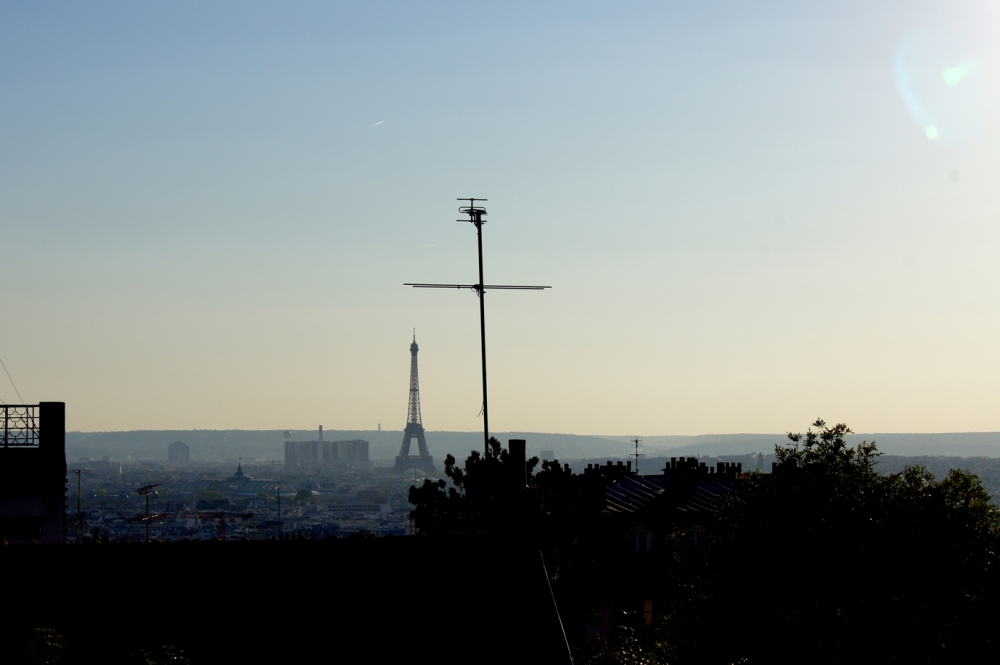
[66,441,416,543]
[63,426,1000,545]
[5,2,1000,664]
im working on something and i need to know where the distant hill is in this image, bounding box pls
[611,432,1000,459]
[65,429,629,463]
[65,429,1000,463]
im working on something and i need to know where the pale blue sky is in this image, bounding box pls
[2,2,999,435]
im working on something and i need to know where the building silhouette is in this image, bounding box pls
[322,439,370,467]
[285,439,319,468]
[286,425,370,469]
[0,402,66,543]
[167,440,189,464]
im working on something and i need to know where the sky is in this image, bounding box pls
[2,1,1000,436]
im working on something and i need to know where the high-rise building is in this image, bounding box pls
[168,440,190,464]
[322,440,370,467]
[285,440,319,467]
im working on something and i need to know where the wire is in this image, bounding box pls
[0,356,24,404]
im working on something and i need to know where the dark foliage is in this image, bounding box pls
[655,420,1000,664]
[409,421,1000,664]
[408,437,539,533]
[14,628,64,665]
[5,626,189,665]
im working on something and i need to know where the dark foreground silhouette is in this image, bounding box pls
[2,534,570,664]
[411,421,1000,664]
[7,419,998,664]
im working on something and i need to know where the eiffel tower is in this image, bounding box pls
[393,334,437,475]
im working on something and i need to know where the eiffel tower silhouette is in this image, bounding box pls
[393,333,437,475]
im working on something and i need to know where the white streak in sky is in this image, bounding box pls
[422,244,435,248]
[370,120,384,127]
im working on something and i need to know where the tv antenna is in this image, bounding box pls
[71,469,90,543]
[275,483,282,539]
[134,483,162,543]
[406,198,551,453]
[631,436,643,474]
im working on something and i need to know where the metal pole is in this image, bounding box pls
[405,198,550,455]
[277,484,282,539]
[476,213,489,454]
[76,470,82,544]
[145,492,150,543]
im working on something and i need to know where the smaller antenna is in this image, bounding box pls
[631,436,643,474]
[72,469,89,543]
[134,484,162,543]
[275,483,282,539]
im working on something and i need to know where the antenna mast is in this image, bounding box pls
[72,469,83,543]
[134,483,162,543]
[631,436,643,474]
[406,198,551,454]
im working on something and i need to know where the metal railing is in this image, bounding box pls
[2,404,39,447]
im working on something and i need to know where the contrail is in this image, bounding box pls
[370,120,384,127]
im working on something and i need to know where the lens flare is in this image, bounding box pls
[894,30,988,145]
[942,60,977,87]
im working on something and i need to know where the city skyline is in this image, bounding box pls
[3,2,1000,436]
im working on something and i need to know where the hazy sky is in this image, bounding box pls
[2,2,1000,435]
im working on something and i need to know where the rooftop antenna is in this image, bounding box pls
[134,483,162,543]
[406,198,551,453]
[631,436,643,475]
[275,483,282,539]
[72,469,89,543]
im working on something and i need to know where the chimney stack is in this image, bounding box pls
[508,439,527,487]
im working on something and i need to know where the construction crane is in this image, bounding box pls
[128,510,255,542]
[197,510,256,541]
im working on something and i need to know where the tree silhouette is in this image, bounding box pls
[654,419,1000,664]
[409,437,539,533]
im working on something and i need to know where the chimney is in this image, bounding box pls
[508,439,527,487]
[318,425,323,442]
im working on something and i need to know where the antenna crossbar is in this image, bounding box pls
[405,198,551,454]
[405,283,551,290]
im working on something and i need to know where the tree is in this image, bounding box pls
[17,627,65,665]
[195,489,228,510]
[658,419,1000,665]
[408,437,539,533]
[197,490,226,502]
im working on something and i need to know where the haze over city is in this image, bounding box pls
[9,4,1000,664]
[3,1,1000,438]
